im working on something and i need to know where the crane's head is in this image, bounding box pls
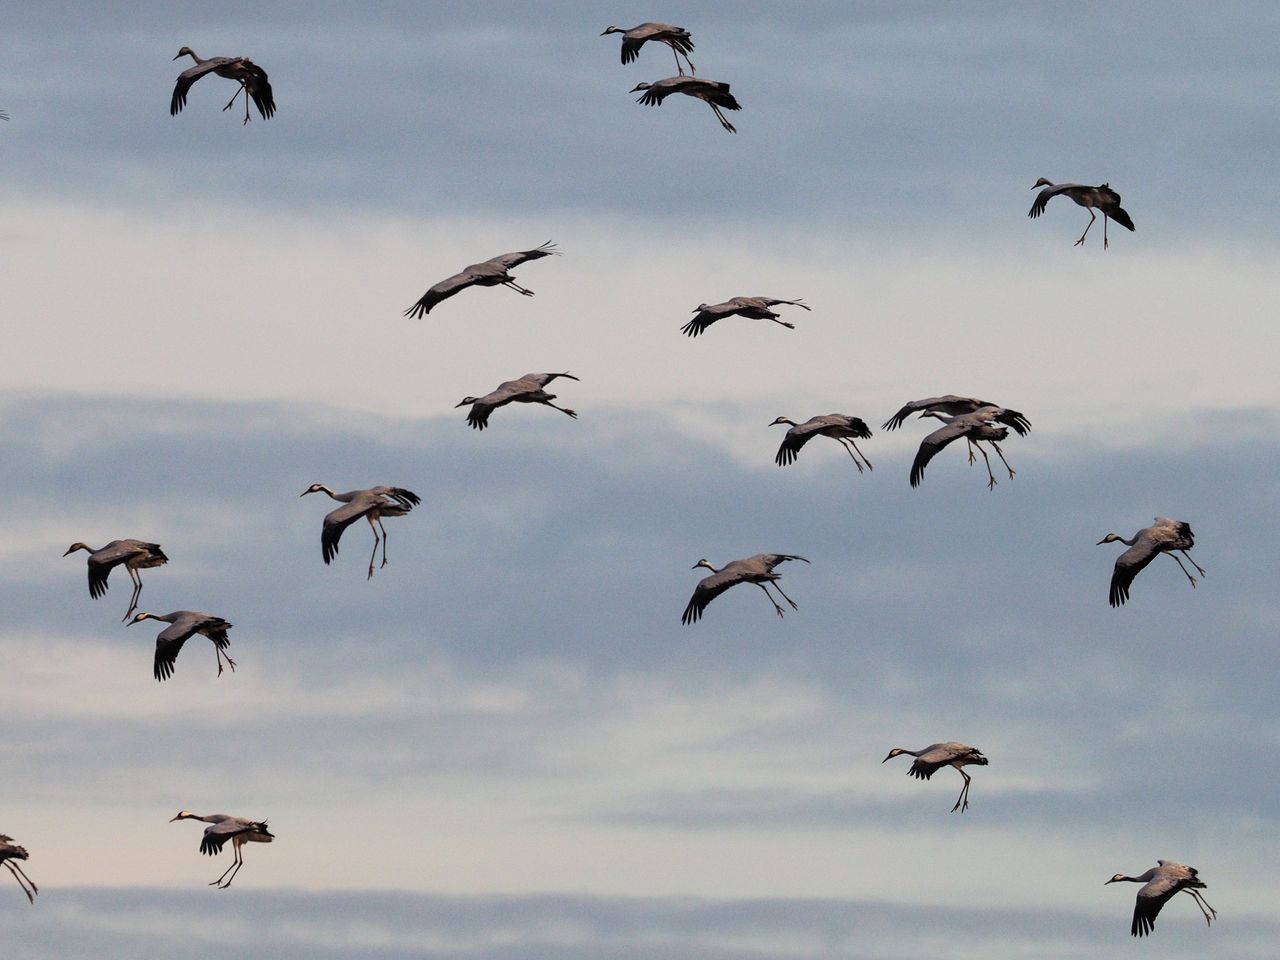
[1096,533,1122,546]
[882,748,908,763]
[300,483,329,498]
[173,46,195,61]
[63,542,90,556]
[170,810,197,822]
[455,397,479,408]
[1104,874,1130,885]
[1031,177,1053,189]
[768,417,795,428]
[630,83,653,93]
[127,612,155,626]
[691,559,715,572]
[600,26,624,36]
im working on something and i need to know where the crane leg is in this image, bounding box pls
[837,440,865,473]
[1180,549,1206,578]
[843,439,873,471]
[220,857,244,889]
[683,52,697,76]
[767,317,796,330]
[377,516,391,568]
[545,401,578,419]
[1103,213,1110,250]
[990,441,1016,479]
[366,515,382,580]
[123,568,143,622]
[974,443,998,489]
[209,849,239,887]
[4,862,36,903]
[670,43,685,76]
[221,83,252,124]
[502,280,536,297]
[1075,210,1096,247]
[215,645,237,677]
[965,438,977,464]
[755,583,787,618]
[709,103,737,134]
[951,769,972,812]
[1166,552,1199,588]
[769,580,800,611]
[1187,889,1217,925]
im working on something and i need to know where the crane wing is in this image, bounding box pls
[403,270,479,318]
[1108,534,1161,607]
[483,242,558,271]
[681,569,742,625]
[170,59,228,116]
[321,499,375,563]
[909,422,969,488]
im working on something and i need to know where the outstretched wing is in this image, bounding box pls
[1108,534,1161,607]
[200,820,256,856]
[321,500,374,564]
[154,618,196,682]
[753,553,809,572]
[909,423,969,488]
[1131,873,1181,937]
[680,301,734,337]
[483,241,559,271]
[1028,182,1083,219]
[170,58,228,116]
[1108,204,1136,232]
[370,486,421,509]
[403,270,478,318]
[85,541,147,598]
[775,423,820,466]
[681,569,741,625]
[239,60,275,119]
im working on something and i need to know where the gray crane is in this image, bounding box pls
[1028,178,1135,249]
[631,76,741,133]
[403,242,559,318]
[456,372,579,430]
[171,47,275,124]
[63,539,168,621]
[884,395,1029,490]
[770,415,873,472]
[908,410,1023,490]
[301,484,421,579]
[682,297,809,337]
[1107,861,1216,937]
[682,554,809,624]
[0,835,37,904]
[128,611,235,681]
[883,395,1031,435]
[170,811,274,889]
[601,22,696,75]
[1098,517,1205,607]
[882,742,988,812]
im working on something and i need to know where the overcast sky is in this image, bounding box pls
[3,3,1279,958]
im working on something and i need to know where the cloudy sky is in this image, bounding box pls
[3,3,1278,958]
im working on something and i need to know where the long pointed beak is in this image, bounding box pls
[173,52,183,61]
[599,28,610,36]
[455,400,471,408]
[62,546,75,556]
[169,814,183,822]
[881,753,893,763]
[1095,537,1108,545]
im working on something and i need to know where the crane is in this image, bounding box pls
[1028,178,1135,249]
[882,742,989,812]
[682,554,809,624]
[170,811,274,889]
[128,610,236,681]
[300,484,421,579]
[63,539,168,621]
[631,76,741,133]
[1106,861,1216,937]
[1098,517,1205,606]
[770,415,873,472]
[403,242,559,318]
[170,47,275,124]
[601,23,695,75]
[456,372,579,429]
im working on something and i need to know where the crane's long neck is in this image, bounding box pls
[183,49,204,64]
[317,485,346,501]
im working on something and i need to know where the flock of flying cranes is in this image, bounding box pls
[3,19,1218,944]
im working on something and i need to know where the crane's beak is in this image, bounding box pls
[61,546,76,556]
[599,28,611,36]
[1095,537,1108,545]
[881,752,894,763]
[173,52,184,61]
[455,400,471,408]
